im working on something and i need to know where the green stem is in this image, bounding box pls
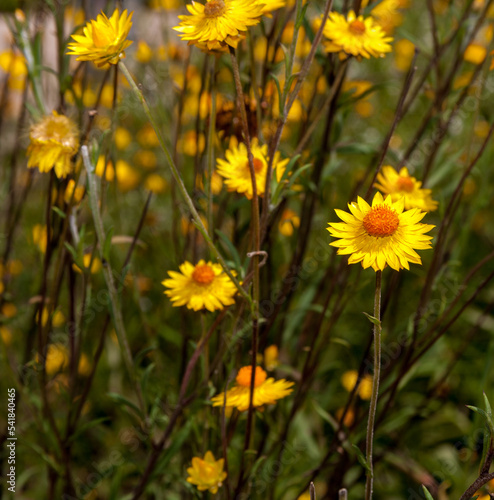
[118,61,251,306]
[81,145,146,418]
[206,56,217,235]
[365,270,382,500]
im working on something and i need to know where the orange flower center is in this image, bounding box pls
[397,176,415,192]
[204,0,226,17]
[363,205,399,237]
[245,157,264,174]
[349,19,366,35]
[192,264,215,285]
[236,366,267,387]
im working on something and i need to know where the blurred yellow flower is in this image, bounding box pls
[116,160,140,192]
[173,0,263,51]
[341,370,373,400]
[134,150,157,169]
[38,307,65,328]
[73,254,103,274]
[67,9,133,69]
[278,208,300,237]
[137,124,160,148]
[145,174,167,193]
[0,49,27,90]
[32,224,48,253]
[163,260,237,311]
[259,0,286,15]
[374,166,438,212]
[211,365,294,411]
[367,0,405,34]
[321,10,393,59]
[216,137,288,199]
[328,192,434,271]
[394,38,415,71]
[95,156,115,181]
[151,0,181,9]
[0,326,12,346]
[179,131,206,156]
[40,344,69,376]
[27,112,79,178]
[135,40,153,64]
[64,179,85,205]
[186,451,227,494]
[464,43,487,64]
[115,127,132,150]
[1,303,17,319]
[264,345,280,370]
[78,353,92,376]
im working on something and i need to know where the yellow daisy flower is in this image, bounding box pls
[328,192,434,271]
[27,112,79,179]
[186,451,227,494]
[374,166,438,212]
[173,0,263,52]
[162,260,237,311]
[67,9,133,69]
[211,365,294,411]
[216,137,288,199]
[321,10,393,59]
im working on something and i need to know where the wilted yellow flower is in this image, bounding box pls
[278,208,300,237]
[328,192,434,271]
[211,365,294,411]
[173,0,263,51]
[321,10,393,59]
[375,166,438,212]
[186,451,227,494]
[32,224,48,253]
[341,370,373,400]
[64,179,85,205]
[67,9,133,69]
[163,260,237,312]
[264,345,280,370]
[27,112,79,178]
[216,137,288,199]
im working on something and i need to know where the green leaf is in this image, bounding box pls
[287,163,312,189]
[363,312,381,327]
[52,206,66,219]
[107,392,143,419]
[351,444,371,473]
[66,417,110,445]
[25,442,62,474]
[295,3,309,29]
[268,73,284,117]
[216,229,242,273]
[64,242,79,262]
[421,485,434,500]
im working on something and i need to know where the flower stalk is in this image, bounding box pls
[365,270,382,500]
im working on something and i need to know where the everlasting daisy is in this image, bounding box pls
[211,365,294,411]
[328,192,434,271]
[374,166,438,212]
[321,10,393,59]
[67,9,133,69]
[27,112,79,178]
[216,137,288,199]
[162,260,237,311]
[186,451,227,494]
[173,0,263,51]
